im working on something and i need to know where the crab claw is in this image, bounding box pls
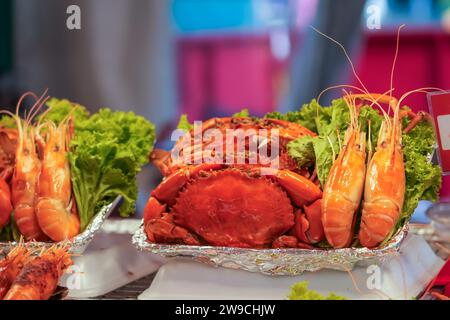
[291,199,324,244]
[143,196,200,245]
[144,213,200,245]
[143,196,166,222]
[272,235,298,248]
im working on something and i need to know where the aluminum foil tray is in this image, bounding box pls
[0,196,123,256]
[133,223,408,276]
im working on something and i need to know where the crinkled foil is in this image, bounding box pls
[0,196,123,256]
[133,222,408,276]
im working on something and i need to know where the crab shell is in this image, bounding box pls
[151,117,317,177]
[144,117,324,249]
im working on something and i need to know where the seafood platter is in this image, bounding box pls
[133,91,440,275]
[133,29,443,276]
[0,28,447,299]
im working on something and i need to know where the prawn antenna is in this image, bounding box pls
[317,84,369,104]
[311,27,392,120]
[0,109,16,119]
[389,25,405,116]
[310,26,370,99]
[13,92,41,152]
[25,90,47,123]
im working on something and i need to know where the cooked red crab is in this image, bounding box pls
[144,117,325,249]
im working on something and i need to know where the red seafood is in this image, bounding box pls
[0,177,12,229]
[10,92,49,241]
[0,242,31,299]
[35,119,80,241]
[144,117,324,248]
[322,94,367,248]
[0,127,16,228]
[3,245,72,300]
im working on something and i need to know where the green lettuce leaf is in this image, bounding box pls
[177,114,193,131]
[0,212,21,242]
[232,108,250,118]
[283,99,349,186]
[287,136,315,168]
[71,109,155,230]
[315,98,349,136]
[70,131,137,230]
[0,115,16,128]
[77,108,155,167]
[399,121,442,224]
[0,219,13,241]
[265,100,329,133]
[42,98,90,125]
[288,281,347,300]
[358,105,383,152]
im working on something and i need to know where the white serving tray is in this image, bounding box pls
[61,219,165,299]
[138,234,444,300]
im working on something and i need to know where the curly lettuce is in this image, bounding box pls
[43,98,90,125]
[232,108,250,118]
[177,114,193,131]
[279,99,350,186]
[288,281,347,300]
[400,121,442,225]
[266,100,329,133]
[0,115,16,128]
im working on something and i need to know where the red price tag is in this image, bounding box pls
[428,91,450,174]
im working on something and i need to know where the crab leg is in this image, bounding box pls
[143,197,166,222]
[144,213,200,245]
[151,163,223,205]
[144,196,200,245]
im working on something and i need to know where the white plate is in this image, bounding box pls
[138,234,444,300]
